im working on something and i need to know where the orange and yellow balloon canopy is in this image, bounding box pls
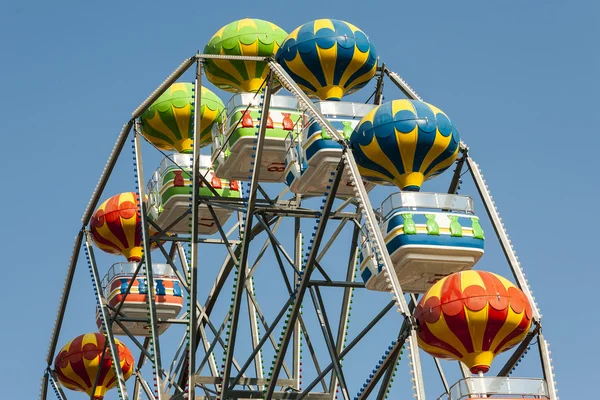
[414,270,533,374]
[54,333,134,399]
[91,192,157,262]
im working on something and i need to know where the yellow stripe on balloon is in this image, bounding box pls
[316,41,337,87]
[392,99,419,175]
[464,305,488,353]
[285,52,324,91]
[172,103,192,140]
[344,21,361,33]
[417,340,459,360]
[60,362,90,392]
[211,57,247,85]
[287,25,301,41]
[424,283,471,357]
[241,41,259,81]
[313,19,336,86]
[460,270,486,289]
[237,18,256,30]
[426,147,459,178]
[144,113,180,144]
[120,192,138,253]
[488,305,526,352]
[83,333,100,388]
[356,165,395,184]
[360,138,400,183]
[339,46,369,88]
[169,82,188,95]
[345,62,376,90]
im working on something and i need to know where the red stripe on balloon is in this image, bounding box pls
[104,195,133,250]
[56,373,86,392]
[493,312,531,354]
[417,318,464,359]
[480,272,509,351]
[67,335,94,390]
[90,231,124,254]
[440,274,475,354]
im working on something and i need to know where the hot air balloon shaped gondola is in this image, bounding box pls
[141,82,225,151]
[90,192,160,262]
[146,154,241,234]
[415,271,533,374]
[54,333,134,399]
[351,99,480,292]
[203,18,288,93]
[97,262,184,336]
[350,99,460,191]
[204,18,303,182]
[276,19,378,101]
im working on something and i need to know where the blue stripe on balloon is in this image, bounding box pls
[330,20,355,85]
[296,21,328,88]
[350,141,395,181]
[372,103,406,176]
[410,100,437,172]
[344,44,377,89]
[282,68,318,93]
[423,132,459,176]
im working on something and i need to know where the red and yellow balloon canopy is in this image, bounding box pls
[54,333,134,399]
[414,270,533,374]
[90,192,158,262]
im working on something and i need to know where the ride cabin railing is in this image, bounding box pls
[437,377,550,399]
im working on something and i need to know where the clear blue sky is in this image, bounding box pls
[1,0,597,398]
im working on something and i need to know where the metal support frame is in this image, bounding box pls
[134,124,164,399]
[359,296,416,400]
[220,71,275,399]
[310,286,350,400]
[85,233,130,398]
[43,52,558,400]
[299,301,396,399]
[187,57,204,400]
[293,217,302,390]
[264,158,345,399]
[328,221,360,398]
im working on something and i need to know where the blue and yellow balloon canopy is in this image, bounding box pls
[276,19,378,101]
[350,99,461,191]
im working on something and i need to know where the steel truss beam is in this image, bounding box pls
[220,71,275,399]
[357,296,416,400]
[134,124,165,399]
[263,158,345,399]
[85,234,130,398]
[299,301,396,399]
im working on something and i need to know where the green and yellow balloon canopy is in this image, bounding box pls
[203,18,288,93]
[140,82,225,153]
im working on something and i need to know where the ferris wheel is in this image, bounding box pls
[41,18,558,400]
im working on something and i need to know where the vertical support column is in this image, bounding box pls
[220,72,274,399]
[84,233,130,399]
[293,216,302,390]
[186,57,204,400]
[328,222,360,399]
[246,274,264,386]
[134,125,164,399]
